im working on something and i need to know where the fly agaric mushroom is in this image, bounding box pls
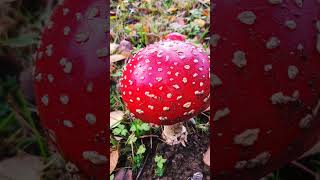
[34,0,107,179]
[119,33,210,146]
[213,1,320,179]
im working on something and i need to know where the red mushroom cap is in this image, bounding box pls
[34,0,107,178]
[119,33,210,125]
[213,1,320,179]
[164,32,186,41]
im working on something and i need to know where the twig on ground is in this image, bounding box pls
[139,135,159,139]
[291,160,317,178]
[136,151,150,180]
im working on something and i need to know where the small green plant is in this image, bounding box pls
[135,23,148,46]
[110,84,125,111]
[187,9,206,21]
[110,174,114,180]
[126,134,146,171]
[132,44,144,54]
[163,0,173,9]
[112,123,128,137]
[126,133,137,145]
[110,136,118,148]
[196,123,210,133]
[154,155,167,177]
[0,77,48,158]
[115,115,150,173]
[137,144,146,155]
[193,117,210,133]
[130,119,150,137]
[132,144,146,171]
[189,25,201,37]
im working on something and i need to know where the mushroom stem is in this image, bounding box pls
[161,123,188,146]
[203,147,210,166]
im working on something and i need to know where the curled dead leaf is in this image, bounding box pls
[110,148,119,174]
[203,9,210,17]
[193,19,206,28]
[114,136,123,141]
[0,153,44,180]
[203,147,210,166]
[110,54,127,63]
[110,111,125,128]
[110,43,119,55]
[167,7,177,13]
[176,17,185,26]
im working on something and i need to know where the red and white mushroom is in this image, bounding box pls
[213,1,320,179]
[119,33,210,146]
[34,0,107,179]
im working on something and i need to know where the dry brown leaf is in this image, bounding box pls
[110,43,119,54]
[114,168,133,180]
[114,136,123,141]
[0,153,44,180]
[110,148,119,174]
[121,51,132,58]
[110,111,125,128]
[110,54,126,63]
[146,33,160,44]
[168,16,176,21]
[125,169,133,180]
[110,30,116,40]
[176,17,185,26]
[174,0,190,9]
[167,7,177,13]
[169,22,186,30]
[203,9,210,17]
[114,168,126,180]
[203,147,210,166]
[193,19,206,28]
[110,64,117,74]
[118,40,133,57]
[198,0,210,4]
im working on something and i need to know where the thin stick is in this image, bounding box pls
[136,151,150,180]
[201,112,210,119]
[131,143,134,159]
[291,161,317,178]
[139,135,159,139]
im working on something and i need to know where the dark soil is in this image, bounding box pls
[140,129,210,180]
[276,165,314,180]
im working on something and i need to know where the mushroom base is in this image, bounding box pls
[161,123,188,146]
